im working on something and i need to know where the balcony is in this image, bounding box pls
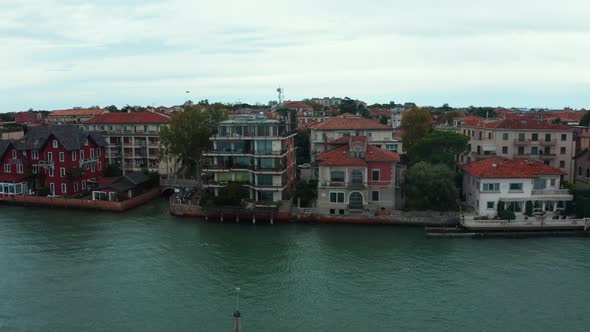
[203,148,288,157]
[513,139,530,145]
[532,189,572,196]
[320,181,367,189]
[540,139,557,146]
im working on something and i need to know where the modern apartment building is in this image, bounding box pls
[459,117,575,180]
[48,108,108,124]
[310,114,403,161]
[462,157,573,217]
[82,112,173,175]
[202,114,296,202]
[315,136,400,215]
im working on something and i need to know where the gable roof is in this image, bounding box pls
[84,112,171,124]
[18,125,106,151]
[461,157,566,178]
[96,172,150,192]
[0,140,15,159]
[283,101,312,109]
[313,114,391,130]
[49,108,107,117]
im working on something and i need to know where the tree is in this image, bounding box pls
[408,131,469,168]
[106,105,119,112]
[551,117,562,124]
[400,107,433,150]
[442,110,461,125]
[404,162,458,211]
[293,179,317,207]
[379,116,388,125]
[295,128,311,164]
[525,201,533,216]
[580,111,590,126]
[160,105,227,177]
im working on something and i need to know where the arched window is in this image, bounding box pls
[349,192,363,210]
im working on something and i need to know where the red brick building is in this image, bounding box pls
[0,125,106,196]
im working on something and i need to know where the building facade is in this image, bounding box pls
[574,149,590,185]
[315,136,399,215]
[82,112,173,175]
[0,125,106,196]
[459,117,575,180]
[310,114,403,161]
[48,108,108,124]
[462,157,573,217]
[202,114,297,202]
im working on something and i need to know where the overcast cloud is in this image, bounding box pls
[1,0,589,111]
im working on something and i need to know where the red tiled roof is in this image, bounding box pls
[283,101,312,109]
[464,117,571,130]
[317,141,399,166]
[49,108,107,117]
[15,112,41,123]
[461,157,566,178]
[84,112,171,124]
[314,114,391,130]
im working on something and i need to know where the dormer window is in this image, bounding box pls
[53,140,58,148]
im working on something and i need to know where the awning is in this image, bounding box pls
[482,145,497,152]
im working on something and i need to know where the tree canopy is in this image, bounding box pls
[295,128,311,164]
[160,105,227,176]
[404,162,459,211]
[408,130,469,168]
[580,111,590,126]
[400,107,433,149]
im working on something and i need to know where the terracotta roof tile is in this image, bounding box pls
[49,108,107,117]
[317,142,399,166]
[461,157,565,178]
[465,117,571,130]
[84,112,171,124]
[314,114,391,130]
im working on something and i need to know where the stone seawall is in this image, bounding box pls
[0,188,161,212]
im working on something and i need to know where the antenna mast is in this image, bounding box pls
[277,87,284,106]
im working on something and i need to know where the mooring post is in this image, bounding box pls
[236,215,239,223]
[220,214,224,223]
[252,215,256,224]
[270,215,274,225]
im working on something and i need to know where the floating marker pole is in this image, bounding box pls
[233,287,241,332]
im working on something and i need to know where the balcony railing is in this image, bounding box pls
[320,181,368,189]
[203,149,288,156]
[540,139,557,146]
[202,164,285,172]
[532,189,572,196]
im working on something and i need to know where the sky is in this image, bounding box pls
[1,0,590,112]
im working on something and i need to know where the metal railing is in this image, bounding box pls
[462,217,589,228]
[531,189,571,196]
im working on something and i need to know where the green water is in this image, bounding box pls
[0,199,589,331]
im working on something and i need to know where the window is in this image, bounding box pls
[482,183,500,191]
[533,179,547,190]
[545,134,551,142]
[74,182,79,192]
[17,164,23,174]
[47,152,53,161]
[544,160,550,165]
[330,192,345,203]
[12,150,17,159]
[4,164,10,173]
[385,144,398,152]
[257,175,273,186]
[59,152,65,162]
[502,146,508,154]
[560,147,566,155]
[518,133,525,141]
[61,183,67,194]
[532,133,538,141]
[60,167,65,177]
[98,162,102,171]
[53,140,58,148]
[518,147,525,155]
[90,149,95,158]
[487,201,495,209]
[550,178,556,186]
[339,209,345,215]
[85,139,89,146]
[91,164,96,172]
[72,151,77,161]
[330,171,345,182]
[561,134,567,141]
[503,133,509,140]
[48,167,54,177]
[49,183,55,194]
[80,150,84,161]
[82,180,86,190]
[351,169,363,184]
[488,132,492,139]
[531,147,538,155]
[560,160,565,168]
[509,183,523,191]
[371,191,379,201]
[372,169,380,181]
[330,209,335,215]
[32,150,39,160]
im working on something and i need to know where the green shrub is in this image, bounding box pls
[525,201,533,216]
[498,209,516,220]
